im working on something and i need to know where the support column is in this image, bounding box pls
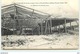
[55,26,57,31]
[50,19,52,34]
[58,25,60,33]
[41,19,43,35]
[45,20,48,35]
[13,14,15,35]
[32,29,33,35]
[64,18,67,33]
[48,20,50,34]
[13,4,17,35]
[70,22,72,29]
[38,25,40,35]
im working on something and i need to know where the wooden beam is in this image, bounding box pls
[2,3,14,8]
[16,3,49,15]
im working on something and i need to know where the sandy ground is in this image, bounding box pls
[1,33,79,50]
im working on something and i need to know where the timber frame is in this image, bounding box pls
[1,3,79,35]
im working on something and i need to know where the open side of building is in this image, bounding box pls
[1,3,79,35]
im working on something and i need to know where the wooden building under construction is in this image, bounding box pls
[1,3,79,35]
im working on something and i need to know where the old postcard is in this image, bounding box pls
[1,0,79,50]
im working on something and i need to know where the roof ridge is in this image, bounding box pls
[2,3,50,15]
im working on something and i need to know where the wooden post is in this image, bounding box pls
[70,22,72,29]
[38,25,40,35]
[44,15,51,35]
[55,26,57,31]
[64,18,67,33]
[49,20,51,34]
[14,4,17,35]
[50,19,52,34]
[41,19,43,35]
[45,20,48,35]
[15,4,17,35]
[47,21,50,34]
[21,26,23,35]
[13,13,15,35]
[41,23,42,35]
[58,25,60,33]
[25,27,26,35]
[31,9,34,35]
[32,29,33,35]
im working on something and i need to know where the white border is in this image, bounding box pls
[0,0,80,54]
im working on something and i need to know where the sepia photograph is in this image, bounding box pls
[1,0,79,50]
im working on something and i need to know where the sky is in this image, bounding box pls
[2,0,79,18]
